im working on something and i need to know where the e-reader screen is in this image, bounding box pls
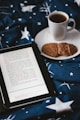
[0,43,55,108]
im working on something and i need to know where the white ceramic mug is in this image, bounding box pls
[48,11,76,40]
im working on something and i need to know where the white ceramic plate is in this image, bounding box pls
[35,27,80,60]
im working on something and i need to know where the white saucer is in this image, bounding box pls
[35,27,80,60]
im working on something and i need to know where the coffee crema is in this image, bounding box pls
[49,13,67,23]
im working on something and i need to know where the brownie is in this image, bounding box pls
[41,42,78,57]
[58,43,78,56]
[68,43,78,55]
[58,43,70,56]
[42,43,58,57]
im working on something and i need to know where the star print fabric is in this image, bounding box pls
[46,57,80,82]
[0,0,80,120]
[17,0,80,37]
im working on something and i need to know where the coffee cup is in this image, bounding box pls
[48,11,76,40]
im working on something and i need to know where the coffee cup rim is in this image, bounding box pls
[48,11,69,23]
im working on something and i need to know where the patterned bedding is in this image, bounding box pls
[0,0,80,120]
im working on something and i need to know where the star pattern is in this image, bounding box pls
[40,2,51,16]
[21,27,30,40]
[75,0,80,6]
[1,115,16,120]
[70,72,74,76]
[20,4,36,12]
[60,82,71,90]
[46,98,73,113]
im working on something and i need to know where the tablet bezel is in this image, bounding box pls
[0,42,55,109]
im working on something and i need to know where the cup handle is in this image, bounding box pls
[67,18,76,31]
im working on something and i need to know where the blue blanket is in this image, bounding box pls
[0,0,80,120]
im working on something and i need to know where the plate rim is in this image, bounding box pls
[35,27,80,60]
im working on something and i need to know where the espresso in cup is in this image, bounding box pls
[49,13,67,23]
[48,11,76,40]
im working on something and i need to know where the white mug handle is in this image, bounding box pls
[67,18,76,31]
